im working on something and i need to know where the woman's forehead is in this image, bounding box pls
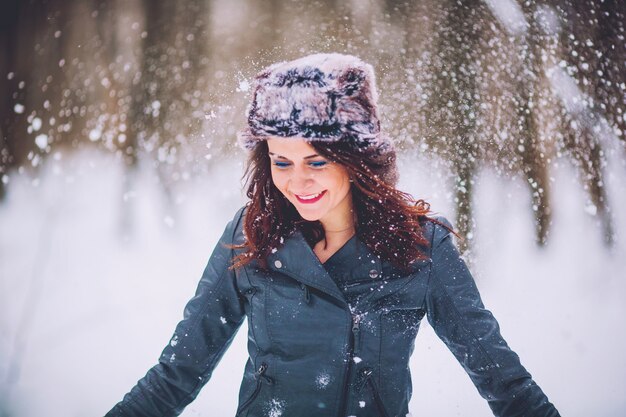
[266,137,319,159]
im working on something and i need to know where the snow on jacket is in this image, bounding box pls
[105,206,560,417]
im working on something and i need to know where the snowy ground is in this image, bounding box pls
[1,147,625,417]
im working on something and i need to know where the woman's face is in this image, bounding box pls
[267,137,353,225]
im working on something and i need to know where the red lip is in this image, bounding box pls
[294,190,327,204]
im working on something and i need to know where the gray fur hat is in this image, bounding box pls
[237,53,395,166]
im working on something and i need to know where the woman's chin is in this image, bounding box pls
[298,212,322,222]
[294,207,323,222]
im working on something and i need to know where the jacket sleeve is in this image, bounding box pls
[424,216,560,417]
[105,207,247,417]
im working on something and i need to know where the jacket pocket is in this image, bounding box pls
[236,362,273,416]
[357,367,391,417]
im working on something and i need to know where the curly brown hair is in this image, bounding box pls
[230,139,455,273]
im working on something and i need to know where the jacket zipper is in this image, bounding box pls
[337,312,361,417]
[272,268,353,417]
[352,314,361,356]
[358,368,391,417]
[236,362,272,416]
[275,267,369,417]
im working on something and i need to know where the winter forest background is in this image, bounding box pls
[1,0,625,416]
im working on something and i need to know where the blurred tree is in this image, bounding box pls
[0,0,20,201]
[126,0,212,225]
[423,0,487,254]
[0,0,623,253]
[510,0,554,247]
[0,0,68,201]
[555,0,624,245]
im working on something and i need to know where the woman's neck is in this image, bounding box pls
[313,228,355,264]
[318,214,356,254]
[315,191,356,256]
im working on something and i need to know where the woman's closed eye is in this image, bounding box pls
[308,160,328,168]
[271,160,329,169]
[273,160,292,168]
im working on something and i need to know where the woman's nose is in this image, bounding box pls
[290,168,314,189]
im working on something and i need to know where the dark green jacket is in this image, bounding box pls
[106,206,559,417]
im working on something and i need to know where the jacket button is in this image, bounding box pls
[369,269,379,279]
[274,260,282,269]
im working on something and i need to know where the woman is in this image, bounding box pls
[106,53,560,417]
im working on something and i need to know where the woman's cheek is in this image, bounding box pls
[271,171,289,196]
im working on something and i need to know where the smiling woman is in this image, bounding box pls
[105,53,561,417]
[268,137,352,222]
[267,137,355,263]
[234,132,432,275]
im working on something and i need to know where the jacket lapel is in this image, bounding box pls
[266,230,347,306]
[265,229,432,309]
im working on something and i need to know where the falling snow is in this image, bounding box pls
[1,1,625,416]
[35,134,49,150]
[266,398,285,417]
[315,372,331,389]
[236,79,251,92]
[31,117,42,131]
[88,129,102,142]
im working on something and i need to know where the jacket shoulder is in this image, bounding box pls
[421,214,455,250]
[227,204,247,245]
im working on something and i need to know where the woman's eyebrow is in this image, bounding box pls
[268,152,320,160]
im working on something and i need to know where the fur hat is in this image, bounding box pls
[237,53,395,163]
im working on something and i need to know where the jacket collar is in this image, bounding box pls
[266,229,382,306]
[265,229,431,307]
